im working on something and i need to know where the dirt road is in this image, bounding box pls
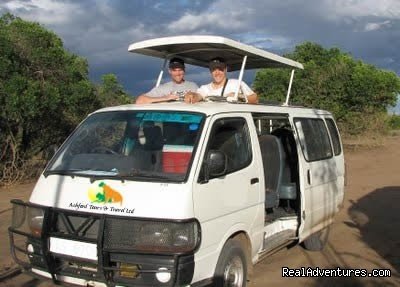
[1,135,399,286]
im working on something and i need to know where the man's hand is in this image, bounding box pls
[184,92,203,104]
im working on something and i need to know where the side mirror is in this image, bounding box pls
[207,150,227,178]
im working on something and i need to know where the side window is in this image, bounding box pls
[205,118,252,178]
[325,118,342,156]
[253,118,290,136]
[294,118,332,161]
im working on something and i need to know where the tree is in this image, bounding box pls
[253,42,400,135]
[96,74,131,107]
[0,14,131,184]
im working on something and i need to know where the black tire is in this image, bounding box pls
[302,226,330,251]
[213,239,247,287]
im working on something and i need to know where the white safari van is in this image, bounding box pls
[9,36,345,287]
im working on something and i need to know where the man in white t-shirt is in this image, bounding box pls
[184,57,258,104]
[136,57,198,104]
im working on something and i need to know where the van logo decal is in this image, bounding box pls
[88,182,123,205]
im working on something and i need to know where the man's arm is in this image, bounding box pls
[239,81,259,104]
[246,93,258,104]
[224,92,258,104]
[135,93,178,104]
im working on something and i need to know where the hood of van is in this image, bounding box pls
[29,175,194,219]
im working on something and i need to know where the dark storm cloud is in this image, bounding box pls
[0,0,215,94]
[166,0,400,72]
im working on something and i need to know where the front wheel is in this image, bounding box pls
[214,239,247,287]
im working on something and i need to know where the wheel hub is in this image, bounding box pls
[223,255,244,287]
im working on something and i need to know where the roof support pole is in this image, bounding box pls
[155,58,168,87]
[234,55,248,102]
[284,69,295,106]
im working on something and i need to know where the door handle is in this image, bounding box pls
[250,178,259,185]
[307,169,311,185]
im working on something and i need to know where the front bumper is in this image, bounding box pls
[8,200,195,286]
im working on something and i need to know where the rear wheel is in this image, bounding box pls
[303,226,330,251]
[214,239,247,287]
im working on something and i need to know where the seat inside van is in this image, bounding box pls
[142,124,164,171]
[259,134,298,212]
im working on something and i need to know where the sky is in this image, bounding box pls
[0,0,399,113]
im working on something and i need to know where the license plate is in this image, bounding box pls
[49,237,98,261]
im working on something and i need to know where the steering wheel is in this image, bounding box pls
[92,146,118,155]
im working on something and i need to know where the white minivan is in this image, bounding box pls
[9,36,345,287]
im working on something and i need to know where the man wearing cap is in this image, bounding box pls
[136,57,198,104]
[185,57,258,104]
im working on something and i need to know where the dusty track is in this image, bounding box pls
[1,135,399,286]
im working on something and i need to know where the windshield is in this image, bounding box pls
[46,111,205,182]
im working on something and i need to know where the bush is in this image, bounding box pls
[254,42,400,136]
[388,114,400,130]
[338,110,389,137]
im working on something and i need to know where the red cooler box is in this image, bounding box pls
[162,145,193,173]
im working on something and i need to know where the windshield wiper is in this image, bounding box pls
[116,170,182,182]
[43,169,82,178]
[44,169,124,183]
[44,169,117,178]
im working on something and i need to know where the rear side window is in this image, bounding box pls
[325,118,342,156]
[294,118,332,162]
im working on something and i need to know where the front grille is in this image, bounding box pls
[103,217,199,254]
[103,217,139,250]
[104,217,179,252]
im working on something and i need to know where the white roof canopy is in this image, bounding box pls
[128,35,304,71]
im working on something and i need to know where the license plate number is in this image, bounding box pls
[49,237,97,261]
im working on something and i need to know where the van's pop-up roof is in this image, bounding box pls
[128,35,303,71]
[128,35,304,105]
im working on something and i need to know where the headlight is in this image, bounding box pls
[103,218,200,254]
[172,224,194,248]
[139,223,172,246]
[27,207,44,237]
[10,201,45,237]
